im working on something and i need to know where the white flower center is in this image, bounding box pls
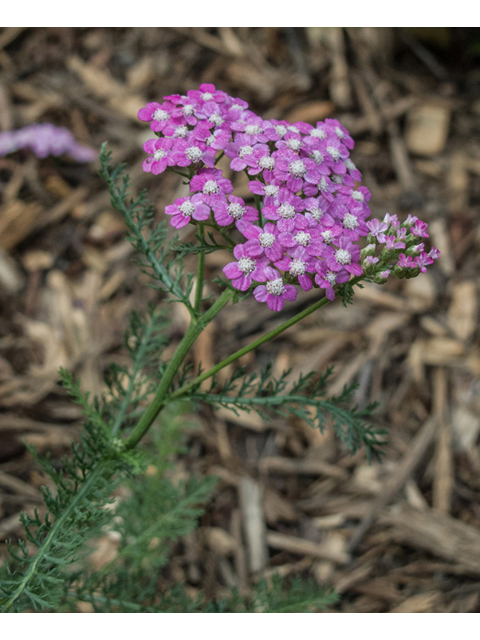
[152,109,169,122]
[335,248,351,265]
[202,92,213,101]
[266,278,285,296]
[335,126,345,139]
[321,230,333,243]
[238,256,256,274]
[318,177,328,192]
[174,125,188,137]
[203,180,219,194]
[239,145,253,158]
[209,114,223,126]
[287,138,301,151]
[278,204,296,219]
[289,259,306,276]
[186,146,203,162]
[179,201,195,216]
[206,136,215,146]
[259,232,275,247]
[245,124,262,135]
[289,160,306,177]
[310,128,327,139]
[351,190,364,202]
[294,232,311,246]
[231,103,244,110]
[275,125,287,136]
[308,207,323,221]
[343,213,359,230]
[327,146,341,161]
[288,126,299,134]
[183,104,195,117]
[228,203,245,220]
[331,175,343,184]
[259,156,275,170]
[345,158,355,171]
[264,185,279,197]
[310,150,324,165]
[153,149,167,161]
[325,271,337,285]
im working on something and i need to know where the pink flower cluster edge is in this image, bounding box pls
[138,84,439,311]
[0,123,96,162]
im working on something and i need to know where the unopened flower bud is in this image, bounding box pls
[361,244,376,260]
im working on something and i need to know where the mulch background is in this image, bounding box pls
[1,27,480,612]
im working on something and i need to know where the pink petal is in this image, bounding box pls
[284,285,298,301]
[253,286,268,302]
[233,274,251,291]
[267,295,284,312]
[170,214,190,229]
[223,262,242,279]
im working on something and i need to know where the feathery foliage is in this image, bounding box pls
[0,424,124,612]
[0,305,171,612]
[191,364,385,459]
[98,143,194,312]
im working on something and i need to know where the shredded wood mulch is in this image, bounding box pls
[1,27,480,613]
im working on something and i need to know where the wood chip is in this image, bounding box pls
[406,103,451,156]
[239,477,268,573]
[204,527,237,556]
[447,281,477,342]
[327,28,352,109]
[284,101,334,124]
[216,406,266,431]
[348,417,438,553]
[266,531,349,564]
[447,152,469,213]
[432,368,453,514]
[259,456,347,479]
[0,201,44,250]
[390,592,441,613]
[68,56,145,122]
[0,247,24,293]
[381,504,480,575]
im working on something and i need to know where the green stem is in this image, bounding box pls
[203,222,236,248]
[124,288,235,450]
[169,277,363,401]
[167,168,190,179]
[194,225,205,313]
[254,193,263,222]
[215,228,236,248]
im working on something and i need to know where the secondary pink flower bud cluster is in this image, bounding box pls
[363,213,439,282]
[0,123,96,162]
[138,84,439,311]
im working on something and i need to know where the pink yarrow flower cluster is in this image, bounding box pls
[139,84,439,311]
[0,123,96,162]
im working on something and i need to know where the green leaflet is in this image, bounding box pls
[190,364,386,460]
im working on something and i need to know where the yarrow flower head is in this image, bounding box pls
[0,123,95,162]
[138,86,440,311]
